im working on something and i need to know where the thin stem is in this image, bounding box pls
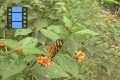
[35,1,40,37]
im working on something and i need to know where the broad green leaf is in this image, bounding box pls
[5,74,19,80]
[31,63,69,78]
[96,70,112,80]
[0,61,27,80]
[106,49,120,56]
[88,45,99,54]
[0,39,19,49]
[15,29,32,37]
[55,2,65,12]
[69,26,85,34]
[31,73,51,80]
[40,29,60,41]
[102,0,120,5]
[28,13,37,20]
[0,9,4,16]
[16,76,24,80]
[49,14,58,19]
[22,46,44,55]
[38,19,48,30]
[78,63,88,74]
[23,55,37,62]
[66,38,77,56]
[0,21,5,28]
[77,75,85,80]
[10,53,18,62]
[71,0,80,3]
[14,0,21,3]
[63,16,73,27]
[103,62,115,72]
[19,37,38,48]
[113,26,120,32]
[74,29,99,36]
[56,54,79,76]
[56,2,65,5]
[47,25,65,34]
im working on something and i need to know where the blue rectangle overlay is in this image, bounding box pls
[7,7,28,28]
[12,22,22,28]
[12,13,22,21]
[12,7,22,12]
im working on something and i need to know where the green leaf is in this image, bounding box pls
[0,39,19,49]
[22,46,44,55]
[16,76,24,80]
[49,14,58,19]
[31,73,51,80]
[74,29,99,36]
[0,21,5,28]
[31,63,69,78]
[19,37,38,48]
[103,62,115,72]
[96,70,112,80]
[15,29,32,37]
[40,29,60,41]
[0,9,4,16]
[63,16,73,27]
[14,0,21,3]
[66,38,77,56]
[0,61,27,80]
[28,13,37,20]
[18,37,42,55]
[88,45,99,55]
[23,55,37,62]
[106,49,120,56]
[56,2,65,5]
[47,25,65,34]
[38,19,48,30]
[102,0,120,5]
[10,53,19,62]
[56,54,79,76]
[69,26,85,34]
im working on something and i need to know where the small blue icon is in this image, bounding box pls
[7,7,28,28]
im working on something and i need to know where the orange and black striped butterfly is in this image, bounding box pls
[47,39,63,59]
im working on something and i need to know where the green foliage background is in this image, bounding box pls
[0,0,120,80]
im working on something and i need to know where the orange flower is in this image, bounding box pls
[111,16,118,23]
[112,19,118,23]
[104,18,109,21]
[37,56,45,63]
[37,56,53,67]
[14,46,23,51]
[75,50,85,62]
[104,26,108,29]
[0,42,5,47]
[112,45,119,51]
[78,56,85,62]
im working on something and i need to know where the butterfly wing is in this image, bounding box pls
[47,43,57,59]
[55,39,63,52]
[47,39,63,59]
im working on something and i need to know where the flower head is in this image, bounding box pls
[0,42,5,47]
[37,56,53,67]
[112,45,119,51]
[75,50,85,62]
[14,46,23,51]
[104,18,110,21]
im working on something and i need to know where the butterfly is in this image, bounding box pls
[47,39,63,59]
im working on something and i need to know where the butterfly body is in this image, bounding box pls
[47,39,63,59]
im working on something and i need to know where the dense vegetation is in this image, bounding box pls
[0,0,120,80]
